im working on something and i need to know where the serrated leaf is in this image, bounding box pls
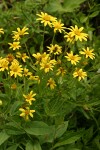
[0,131,10,145]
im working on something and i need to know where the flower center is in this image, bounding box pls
[70,56,75,60]
[43,15,51,21]
[74,30,81,36]
[25,110,30,115]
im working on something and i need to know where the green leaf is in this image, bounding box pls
[53,131,84,149]
[0,131,10,145]
[26,141,34,150]
[89,11,99,18]
[44,0,63,13]
[44,0,86,13]
[55,121,68,139]
[6,144,18,150]
[63,0,86,12]
[26,140,42,150]
[25,121,52,135]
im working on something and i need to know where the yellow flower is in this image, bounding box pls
[56,67,66,76]
[0,28,4,34]
[65,51,81,65]
[29,75,40,84]
[52,20,66,33]
[6,53,15,62]
[47,78,56,89]
[10,59,23,78]
[12,34,21,41]
[47,44,62,55]
[0,100,3,106]
[80,47,95,59]
[11,83,17,90]
[68,25,88,41]
[0,58,9,71]
[73,68,87,81]
[64,32,75,44]
[16,52,29,62]
[12,26,29,36]
[40,59,56,73]
[32,52,49,64]
[23,91,36,105]
[36,12,56,27]
[19,107,35,120]
[23,68,32,77]
[8,42,21,50]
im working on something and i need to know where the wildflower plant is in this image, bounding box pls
[0,10,100,150]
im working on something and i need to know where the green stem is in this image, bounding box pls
[52,32,55,44]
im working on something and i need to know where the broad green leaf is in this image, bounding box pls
[52,131,84,149]
[44,0,63,13]
[25,121,52,135]
[33,141,42,150]
[38,125,55,143]
[0,131,10,145]
[5,122,25,135]
[26,141,34,150]
[6,144,18,150]
[63,0,86,12]
[26,140,42,150]
[44,0,86,13]
[55,121,68,139]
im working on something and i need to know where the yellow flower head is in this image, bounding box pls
[0,100,3,106]
[0,28,4,34]
[47,44,62,55]
[29,75,40,84]
[73,68,87,81]
[12,34,21,41]
[80,47,95,59]
[11,83,17,90]
[16,52,29,62]
[23,91,36,105]
[32,52,49,64]
[37,12,56,27]
[47,78,56,89]
[8,42,21,50]
[65,51,81,65]
[64,32,75,44]
[40,58,56,73]
[10,59,23,78]
[23,68,32,77]
[56,67,66,76]
[12,27,29,36]
[0,58,9,71]
[52,20,66,33]
[19,107,35,120]
[6,53,15,62]
[68,25,88,41]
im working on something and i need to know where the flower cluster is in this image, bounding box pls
[19,91,36,120]
[37,12,66,33]
[0,12,96,122]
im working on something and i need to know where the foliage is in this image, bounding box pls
[0,0,100,150]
